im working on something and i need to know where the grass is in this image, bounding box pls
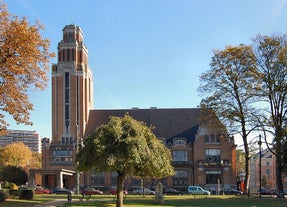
[2,194,287,207]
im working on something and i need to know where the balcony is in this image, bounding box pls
[197,159,231,168]
[172,160,193,167]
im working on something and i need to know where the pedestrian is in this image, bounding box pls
[67,192,72,204]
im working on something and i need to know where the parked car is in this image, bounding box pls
[110,187,128,195]
[52,187,74,194]
[81,187,103,195]
[221,188,243,195]
[258,188,273,195]
[35,187,50,194]
[163,187,183,195]
[131,188,155,195]
[187,186,210,195]
[272,189,287,196]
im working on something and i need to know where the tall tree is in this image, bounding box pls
[0,2,54,134]
[198,45,259,195]
[0,142,32,168]
[76,114,174,207]
[251,34,287,197]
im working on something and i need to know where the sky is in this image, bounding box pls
[3,0,287,142]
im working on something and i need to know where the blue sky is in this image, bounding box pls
[4,0,287,140]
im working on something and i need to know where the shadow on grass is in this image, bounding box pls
[3,194,287,207]
[58,195,287,207]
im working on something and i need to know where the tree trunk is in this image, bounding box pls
[275,145,284,198]
[242,132,250,196]
[116,173,125,207]
[244,151,250,195]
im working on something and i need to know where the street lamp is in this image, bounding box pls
[258,135,262,198]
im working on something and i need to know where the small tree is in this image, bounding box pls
[76,114,174,207]
[262,175,269,189]
[0,2,55,134]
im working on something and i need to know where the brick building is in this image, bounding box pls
[29,24,236,193]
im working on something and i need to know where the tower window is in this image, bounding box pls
[67,48,70,61]
[65,72,70,127]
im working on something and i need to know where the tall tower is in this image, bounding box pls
[51,24,93,169]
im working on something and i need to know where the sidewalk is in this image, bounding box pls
[33,199,67,207]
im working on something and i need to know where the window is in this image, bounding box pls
[51,149,73,164]
[175,140,185,146]
[173,150,187,161]
[111,172,118,185]
[173,170,187,186]
[206,170,221,184]
[67,48,70,61]
[91,172,105,186]
[205,149,221,163]
[205,135,209,143]
[65,72,70,127]
[266,169,270,178]
[205,134,220,144]
[131,179,141,186]
[266,162,270,166]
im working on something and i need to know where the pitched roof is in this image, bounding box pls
[86,108,200,143]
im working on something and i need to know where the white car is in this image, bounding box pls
[187,186,210,195]
[131,188,155,195]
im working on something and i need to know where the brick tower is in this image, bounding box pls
[38,24,93,190]
[52,24,93,144]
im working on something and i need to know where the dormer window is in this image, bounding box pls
[204,134,220,144]
[175,140,186,146]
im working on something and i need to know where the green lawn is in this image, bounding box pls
[2,194,287,207]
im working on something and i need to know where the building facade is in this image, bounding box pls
[0,130,41,152]
[250,148,287,193]
[29,24,236,193]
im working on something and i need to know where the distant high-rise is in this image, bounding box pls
[0,130,41,152]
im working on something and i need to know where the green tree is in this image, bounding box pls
[0,165,28,186]
[76,114,174,207]
[0,2,54,135]
[251,34,287,197]
[198,44,259,195]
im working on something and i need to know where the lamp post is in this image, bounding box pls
[258,135,262,198]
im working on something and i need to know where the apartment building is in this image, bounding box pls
[250,148,287,193]
[0,130,41,153]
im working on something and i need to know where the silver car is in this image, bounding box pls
[131,188,155,195]
[187,186,210,195]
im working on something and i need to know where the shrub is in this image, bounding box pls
[0,190,8,202]
[9,183,18,190]
[9,189,19,198]
[19,189,34,200]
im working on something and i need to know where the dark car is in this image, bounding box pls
[258,188,273,195]
[82,187,103,195]
[52,187,74,194]
[222,188,243,195]
[163,187,183,195]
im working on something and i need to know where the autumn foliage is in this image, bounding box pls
[0,142,32,168]
[0,2,54,134]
